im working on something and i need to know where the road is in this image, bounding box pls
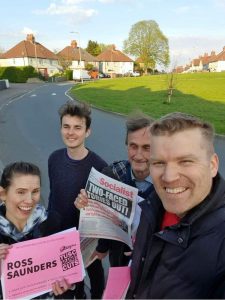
[0,82,127,204]
[0,82,225,205]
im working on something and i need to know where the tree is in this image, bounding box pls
[123,20,170,73]
[86,40,101,56]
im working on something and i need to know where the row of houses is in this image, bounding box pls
[0,34,134,78]
[173,46,225,73]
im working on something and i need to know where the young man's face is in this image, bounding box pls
[127,126,151,181]
[149,128,219,217]
[61,115,90,150]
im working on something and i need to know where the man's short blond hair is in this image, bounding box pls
[150,112,215,155]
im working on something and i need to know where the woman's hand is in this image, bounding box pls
[51,278,71,296]
[0,243,11,260]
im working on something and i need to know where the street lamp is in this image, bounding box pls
[70,31,83,83]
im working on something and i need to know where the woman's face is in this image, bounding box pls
[0,174,41,231]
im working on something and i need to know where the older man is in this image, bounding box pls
[127,112,225,299]
[76,112,154,266]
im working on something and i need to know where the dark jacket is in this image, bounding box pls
[127,173,225,299]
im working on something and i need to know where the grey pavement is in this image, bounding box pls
[0,82,46,104]
[0,83,46,173]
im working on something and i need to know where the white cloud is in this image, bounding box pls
[21,27,37,35]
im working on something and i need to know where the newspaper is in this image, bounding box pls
[78,167,138,249]
[80,237,98,268]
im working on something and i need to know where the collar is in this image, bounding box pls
[0,203,47,241]
[140,173,225,248]
[130,169,152,184]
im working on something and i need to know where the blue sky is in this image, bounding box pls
[1,0,225,69]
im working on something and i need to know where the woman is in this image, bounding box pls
[0,161,71,299]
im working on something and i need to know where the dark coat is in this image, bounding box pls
[127,173,225,299]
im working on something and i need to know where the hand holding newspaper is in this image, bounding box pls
[78,167,138,249]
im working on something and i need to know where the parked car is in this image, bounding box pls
[124,71,140,77]
[99,73,111,78]
[130,71,140,77]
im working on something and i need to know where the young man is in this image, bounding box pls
[76,112,154,266]
[127,112,225,299]
[48,101,107,299]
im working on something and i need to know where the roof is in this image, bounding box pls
[192,58,200,66]
[136,57,144,63]
[213,46,225,62]
[1,35,58,60]
[97,46,133,62]
[201,51,217,64]
[57,40,98,62]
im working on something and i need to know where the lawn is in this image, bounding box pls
[69,72,225,134]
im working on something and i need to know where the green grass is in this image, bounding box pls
[69,72,225,134]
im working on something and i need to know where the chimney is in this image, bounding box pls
[211,51,215,56]
[71,40,78,48]
[223,46,225,51]
[27,34,35,44]
[204,53,208,57]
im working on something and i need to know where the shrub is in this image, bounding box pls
[0,66,38,82]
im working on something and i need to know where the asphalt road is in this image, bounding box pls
[0,82,127,204]
[0,82,225,205]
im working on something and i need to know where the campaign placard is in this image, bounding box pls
[1,228,84,299]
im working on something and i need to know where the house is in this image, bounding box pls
[97,45,133,76]
[173,66,184,73]
[57,40,98,71]
[136,57,145,70]
[209,46,225,72]
[188,57,202,72]
[0,34,61,77]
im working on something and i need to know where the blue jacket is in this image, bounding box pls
[127,173,225,299]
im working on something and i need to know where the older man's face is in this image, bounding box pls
[127,126,151,181]
[149,128,219,217]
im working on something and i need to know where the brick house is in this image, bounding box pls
[97,45,133,76]
[57,40,99,71]
[0,34,61,77]
[209,46,225,72]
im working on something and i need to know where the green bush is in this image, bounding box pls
[0,66,38,82]
[65,69,73,80]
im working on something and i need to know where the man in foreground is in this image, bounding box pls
[127,112,225,299]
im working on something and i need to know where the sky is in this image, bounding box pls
[0,0,225,70]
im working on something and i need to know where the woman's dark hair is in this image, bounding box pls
[0,162,41,189]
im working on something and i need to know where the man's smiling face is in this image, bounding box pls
[149,128,219,217]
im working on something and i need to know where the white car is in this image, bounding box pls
[131,71,140,77]
[125,71,140,77]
